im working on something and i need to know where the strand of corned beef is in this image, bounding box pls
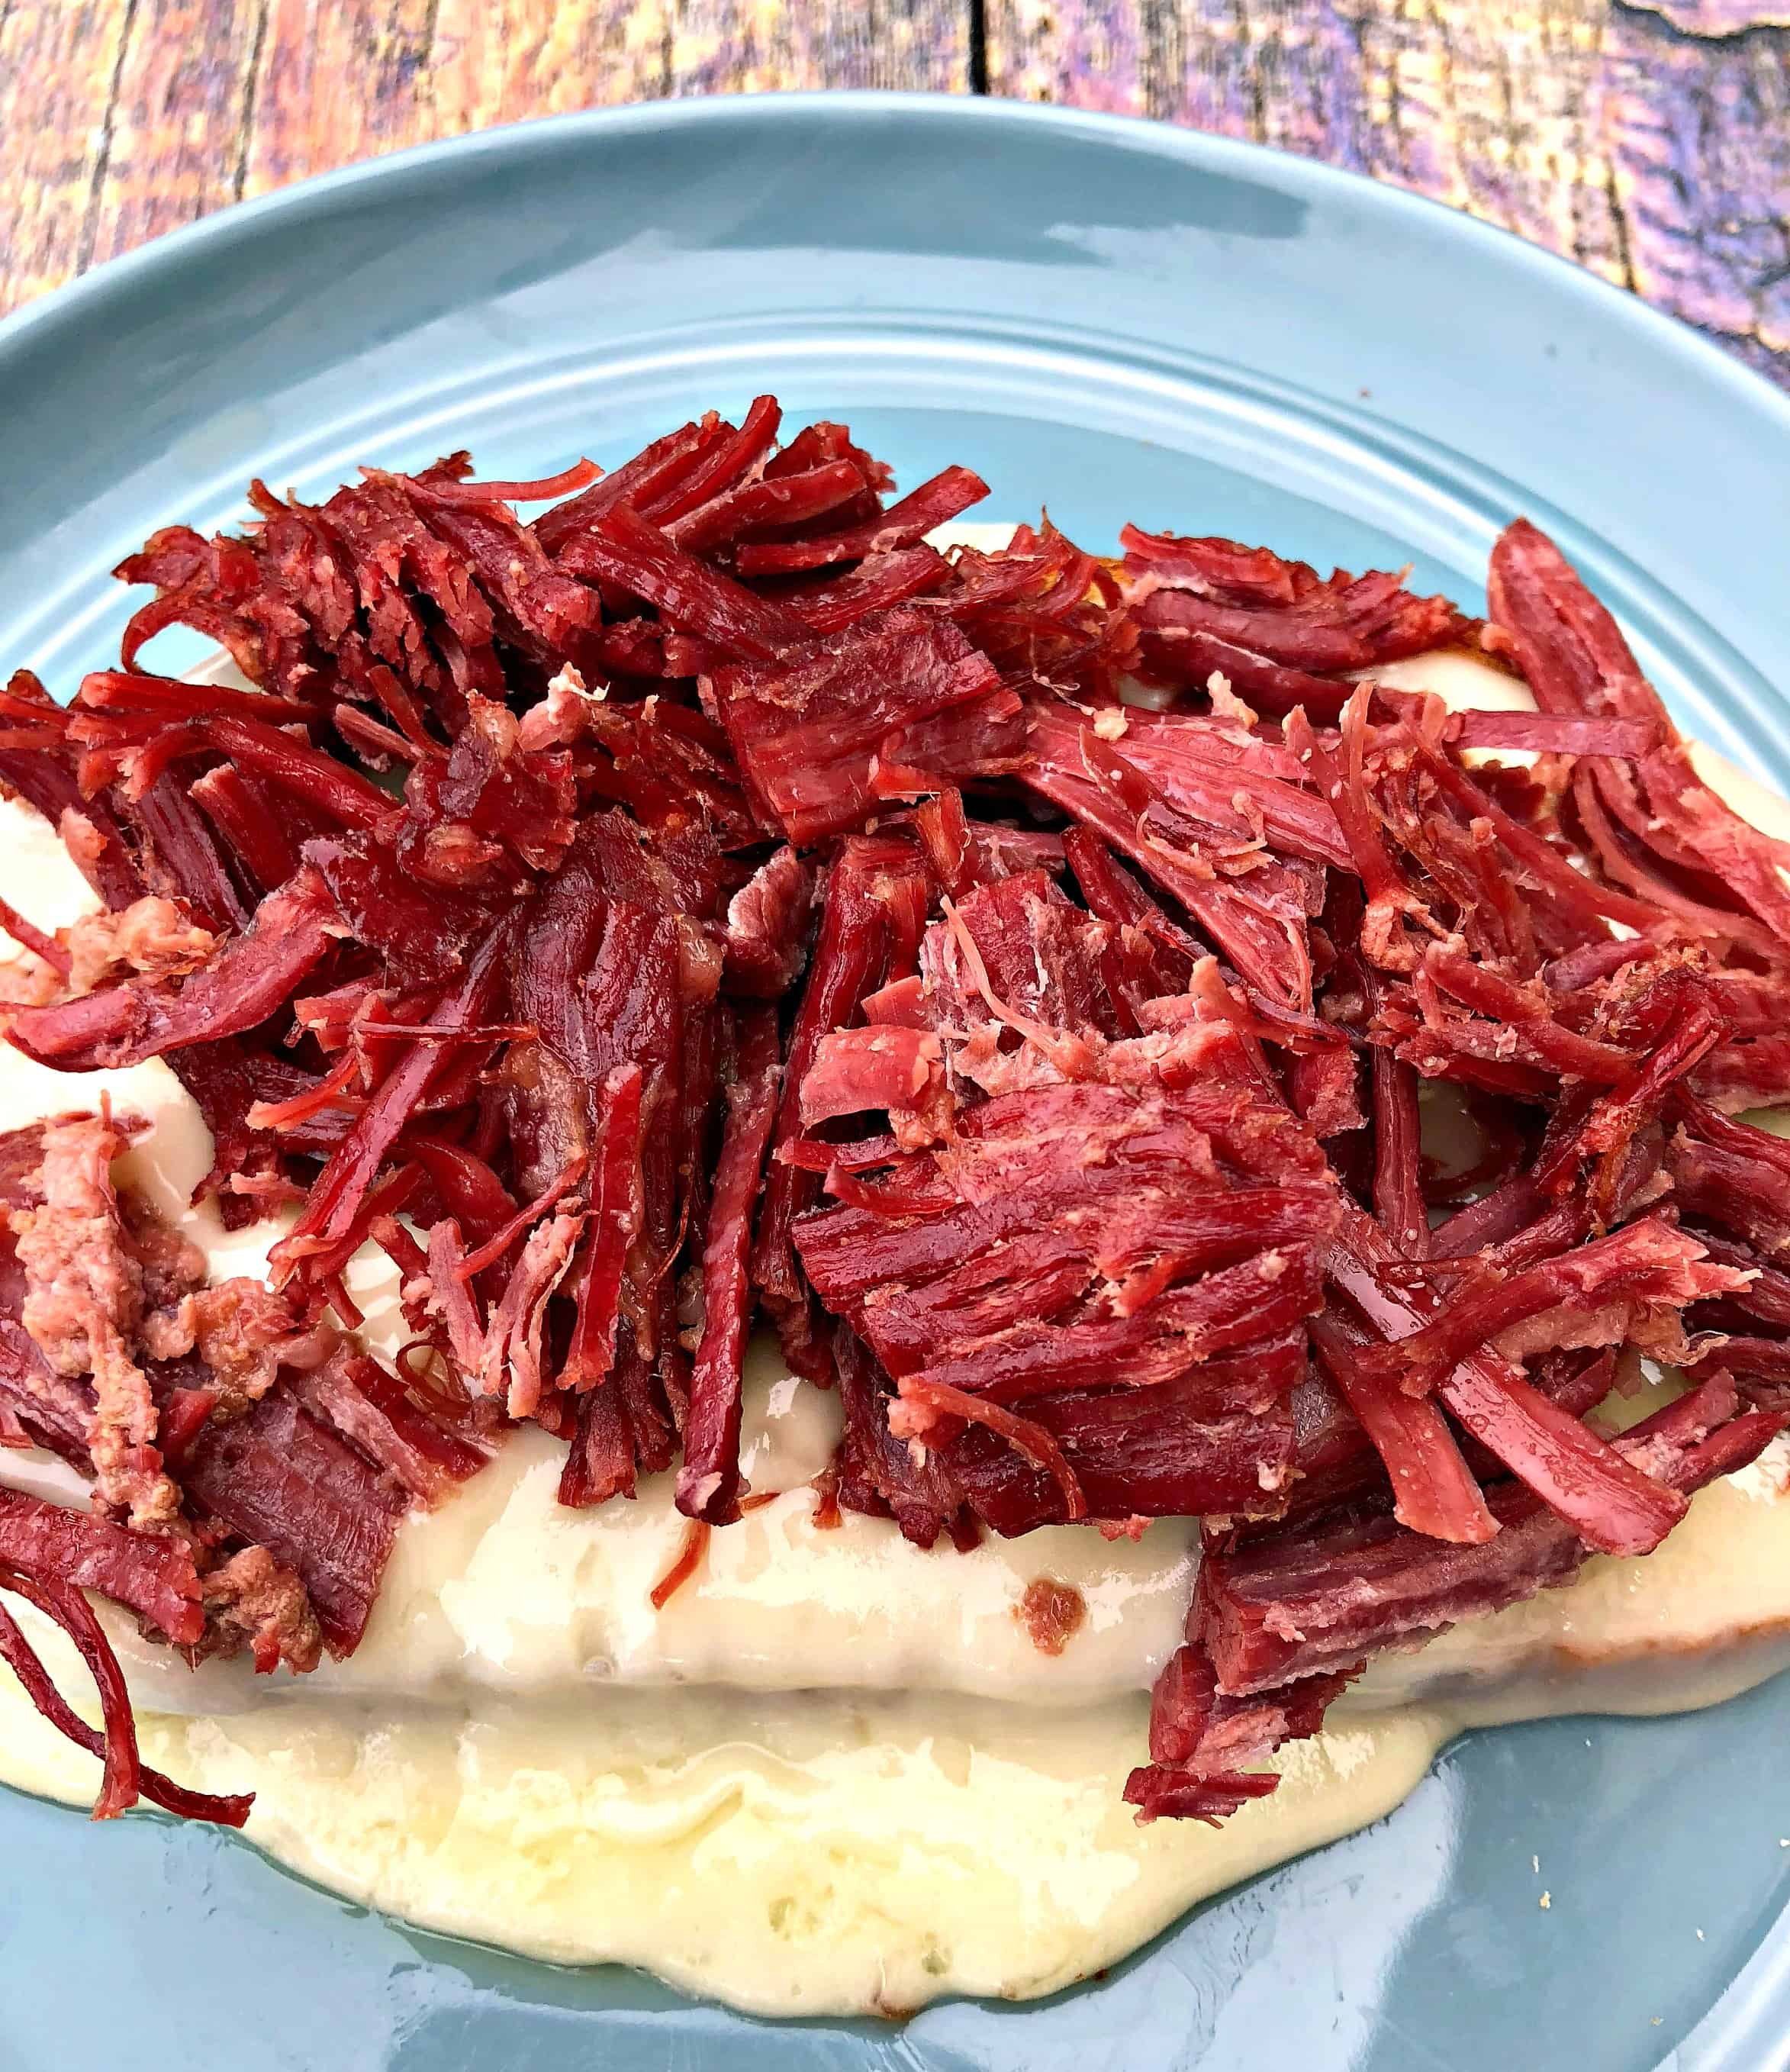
[0,1566,251,1826]
[677,1005,784,1523]
[269,917,519,1278]
[1328,1212,1687,1557]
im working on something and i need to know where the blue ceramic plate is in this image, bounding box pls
[2,93,1788,2072]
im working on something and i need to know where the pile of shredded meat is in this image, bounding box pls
[1,400,1788,1831]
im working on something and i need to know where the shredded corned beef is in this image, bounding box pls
[14,1112,188,1529]
[60,896,219,997]
[1016,1576,1087,1657]
[0,405,1787,1831]
[200,1543,323,1676]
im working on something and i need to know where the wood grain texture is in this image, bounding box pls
[675,0,973,94]
[85,0,268,271]
[0,0,138,310]
[0,1,969,314]
[0,0,1782,393]
[240,2,664,194]
[987,0,1790,383]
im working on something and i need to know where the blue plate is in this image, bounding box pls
[1,93,1788,2072]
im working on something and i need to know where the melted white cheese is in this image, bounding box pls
[69,1385,1199,1716]
[0,625,1787,2016]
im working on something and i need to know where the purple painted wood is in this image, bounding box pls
[987,0,1790,387]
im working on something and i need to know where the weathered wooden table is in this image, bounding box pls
[0,2,1784,385]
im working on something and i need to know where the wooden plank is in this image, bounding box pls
[429,2,675,142]
[666,0,970,94]
[235,2,678,194]
[0,0,137,311]
[986,0,1790,383]
[236,0,451,195]
[1601,5,1790,382]
[0,0,971,317]
[86,0,268,272]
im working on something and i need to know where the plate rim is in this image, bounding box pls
[1,88,1786,443]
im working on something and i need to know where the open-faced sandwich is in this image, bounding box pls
[0,404,1787,2012]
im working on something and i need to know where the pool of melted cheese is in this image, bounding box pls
[0,574,1788,2017]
